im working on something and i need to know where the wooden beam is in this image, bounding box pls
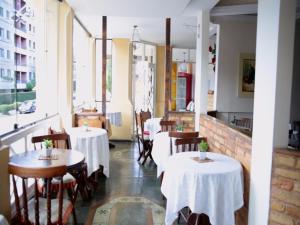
[102,16,107,115]
[164,18,171,118]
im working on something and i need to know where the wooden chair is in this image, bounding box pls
[31,133,78,224]
[160,120,176,132]
[168,131,199,155]
[174,137,206,153]
[187,213,211,225]
[134,111,142,158]
[9,165,74,225]
[138,110,153,165]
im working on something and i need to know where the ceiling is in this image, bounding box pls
[66,0,220,48]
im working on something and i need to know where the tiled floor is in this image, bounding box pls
[74,141,165,225]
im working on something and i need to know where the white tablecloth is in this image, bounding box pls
[161,152,244,225]
[0,215,8,225]
[67,127,110,177]
[152,132,176,178]
[144,117,162,140]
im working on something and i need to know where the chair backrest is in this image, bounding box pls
[134,111,140,137]
[32,133,71,150]
[139,110,151,141]
[74,112,106,129]
[168,131,199,139]
[82,108,97,112]
[160,120,176,132]
[174,137,206,153]
[9,164,67,225]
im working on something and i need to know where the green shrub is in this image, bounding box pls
[0,103,17,114]
[0,91,36,104]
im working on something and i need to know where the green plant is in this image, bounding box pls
[176,124,183,131]
[43,139,53,149]
[199,140,208,152]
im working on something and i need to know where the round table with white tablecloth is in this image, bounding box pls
[161,152,244,225]
[151,132,176,178]
[0,215,8,225]
[144,117,162,140]
[67,127,109,177]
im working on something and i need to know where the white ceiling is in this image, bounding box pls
[66,0,220,48]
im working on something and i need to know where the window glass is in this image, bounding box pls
[95,39,112,102]
[72,19,92,110]
[0,0,59,136]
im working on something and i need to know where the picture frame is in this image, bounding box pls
[238,53,255,98]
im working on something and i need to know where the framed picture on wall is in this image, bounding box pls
[238,53,255,97]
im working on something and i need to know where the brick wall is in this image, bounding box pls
[269,149,300,225]
[199,114,252,225]
[168,111,195,131]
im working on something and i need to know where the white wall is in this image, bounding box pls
[214,16,257,112]
[290,19,300,122]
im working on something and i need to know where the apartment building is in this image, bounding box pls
[0,0,36,91]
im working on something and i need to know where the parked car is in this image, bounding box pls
[18,100,36,114]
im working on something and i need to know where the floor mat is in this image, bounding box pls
[92,196,165,225]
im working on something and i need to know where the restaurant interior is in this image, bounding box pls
[0,0,300,224]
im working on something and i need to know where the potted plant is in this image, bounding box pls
[199,140,208,160]
[43,139,53,157]
[176,124,183,132]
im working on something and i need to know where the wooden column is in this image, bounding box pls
[164,18,171,118]
[102,16,107,115]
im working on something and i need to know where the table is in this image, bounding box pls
[0,215,8,225]
[144,117,162,140]
[9,149,84,169]
[152,132,176,177]
[67,127,110,177]
[9,149,92,200]
[161,152,244,225]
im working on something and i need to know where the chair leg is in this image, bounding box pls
[67,188,78,225]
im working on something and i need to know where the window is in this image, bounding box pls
[29,24,31,31]
[0,7,3,17]
[72,19,92,110]
[95,39,113,102]
[0,68,4,77]
[0,48,4,57]
[6,30,10,40]
[33,41,35,49]
[29,40,31,48]
[6,10,9,18]
[0,27,4,38]
[0,0,59,136]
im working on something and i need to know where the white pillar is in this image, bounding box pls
[248,1,296,225]
[194,11,209,131]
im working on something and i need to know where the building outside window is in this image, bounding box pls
[6,30,10,40]
[0,48,4,57]
[6,50,10,59]
[0,7,3,17]
[0,68,4,77]
[0,27,4,38]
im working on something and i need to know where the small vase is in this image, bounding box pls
[45,148,52,157]
[199,151,206,160]
[83,124,89,131]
